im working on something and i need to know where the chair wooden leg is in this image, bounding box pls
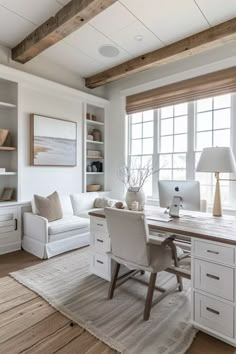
[108,261,120,299]
[143,272,157,321]
[170,242,183,292]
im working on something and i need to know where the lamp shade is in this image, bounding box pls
[196,147,236,173]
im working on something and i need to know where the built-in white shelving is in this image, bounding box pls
[0,101,17,109]
[83,103,107,193]
[0,172,17,176]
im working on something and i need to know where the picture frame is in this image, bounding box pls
[1,188,14,201]
[30,114,77,167]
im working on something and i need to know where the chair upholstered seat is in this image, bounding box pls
[48,215,89,235]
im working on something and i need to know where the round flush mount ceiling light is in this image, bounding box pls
[134,35,143,41]
[99,45,120,58]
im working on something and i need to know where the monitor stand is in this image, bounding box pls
[169,196,182,218]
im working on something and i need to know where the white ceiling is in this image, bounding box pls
[0,0,236,77]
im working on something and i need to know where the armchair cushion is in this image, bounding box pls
[48,215,89,235]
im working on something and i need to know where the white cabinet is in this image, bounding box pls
[90,216,112,281]
[192,238,236,346]
[0,205,21,254]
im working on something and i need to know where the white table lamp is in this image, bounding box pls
[196,147,236,216]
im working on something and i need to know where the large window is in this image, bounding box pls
[127,93,235,206]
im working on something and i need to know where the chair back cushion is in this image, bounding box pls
[70,192,99,215]
[105,208,150,267]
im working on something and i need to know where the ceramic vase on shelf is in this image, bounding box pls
[125,188,146,211]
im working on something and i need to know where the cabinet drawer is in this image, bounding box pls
[194,292,234,339]
[91,231,110,252]
[194,259,234,301]
[90,217,108,233]
[90,252,110,279]
[194,240,234,265]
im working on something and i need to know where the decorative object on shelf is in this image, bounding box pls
[115,201,125,209]
[197,146,236,217]
[87,165,92,172]
[0,168,6,173]
[30,114,77,167]
[92,165,97,173]
[86,113,91,120]
[131,201,139,211]
[91,161,103,172]
[87,150,102,158]
[92,114,96,121]
[0,187,14,201]
[92,129,101,142]
[118,159,160,210]
[87,134,94,141]
[0,129,9,146]
[87,184,101,192]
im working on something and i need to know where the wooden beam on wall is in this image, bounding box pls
[12,0,117,64]
[85,17,236,88]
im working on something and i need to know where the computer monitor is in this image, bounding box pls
[158,180,201,211]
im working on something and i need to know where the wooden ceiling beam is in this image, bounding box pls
[85,17,236,88]
[12,0,117,64]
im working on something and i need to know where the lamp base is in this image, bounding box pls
[213,172,222,217]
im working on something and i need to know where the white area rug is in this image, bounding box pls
[10,247,197,354]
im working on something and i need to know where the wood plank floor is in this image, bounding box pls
[0,250,235,354]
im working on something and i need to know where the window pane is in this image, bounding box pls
[143,121,153,138]
[214,94,231,109]
[161,118,173,135]
[195,172,212,185]
[161,106,173,119]
[159,169,172,180]
[174,116,187,134]
[197,98,212,112]
[220,186,230,206]
[213,129,230,147]
[131,112,142,123]
[196,111,212,131]
[132,123,142,139]
[143,177,152,196]
[214,108,230,129]
[200,185,213,203]
[196,131,212,150]
[174,134,187,152]
[131,139,142,155]
[160,154,172,169]
[173,154,186,168]
[173,169,186,180]
[130,156,141,169]
[142,155,152,168]
[143,138,153,154]
[161,136,173,153]
[174,103,188,116]
[143,110,153,122]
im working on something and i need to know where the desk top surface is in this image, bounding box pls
[89,207,236,246]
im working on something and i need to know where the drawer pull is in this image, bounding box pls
[206,273,220,280]
[206,307,220,315]
[14,219,18,231]
[97,223,103,227]
[96,239,104,243]
[97,260,104,265]
[207,250,219,255]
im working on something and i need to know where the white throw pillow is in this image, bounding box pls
[94,197,114,208]
[59,195,74,216]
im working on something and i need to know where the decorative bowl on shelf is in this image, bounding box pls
[87,184,101,192]
[0,129,9,146]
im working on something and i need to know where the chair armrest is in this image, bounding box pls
[24,212,49,243]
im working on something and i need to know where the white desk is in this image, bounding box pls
[89,207,236,347]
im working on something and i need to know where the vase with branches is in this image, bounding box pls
[118,159,161,210]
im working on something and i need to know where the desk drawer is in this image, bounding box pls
[194,240,234,265]
[90,217,108,233]
[194,292,234,339]
[90,251,110,280]
[91,231,110,252]
[194,259,234,301]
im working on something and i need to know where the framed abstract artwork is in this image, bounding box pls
[30,114,77,166]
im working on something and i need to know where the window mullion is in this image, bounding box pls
[186,101,195,180]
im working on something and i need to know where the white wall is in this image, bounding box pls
[0,44,106,99]
[105,42,236,200]
[18,84,84,201]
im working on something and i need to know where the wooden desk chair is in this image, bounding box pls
[105,208,183,321]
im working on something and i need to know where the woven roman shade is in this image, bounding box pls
[126,67,236,114]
